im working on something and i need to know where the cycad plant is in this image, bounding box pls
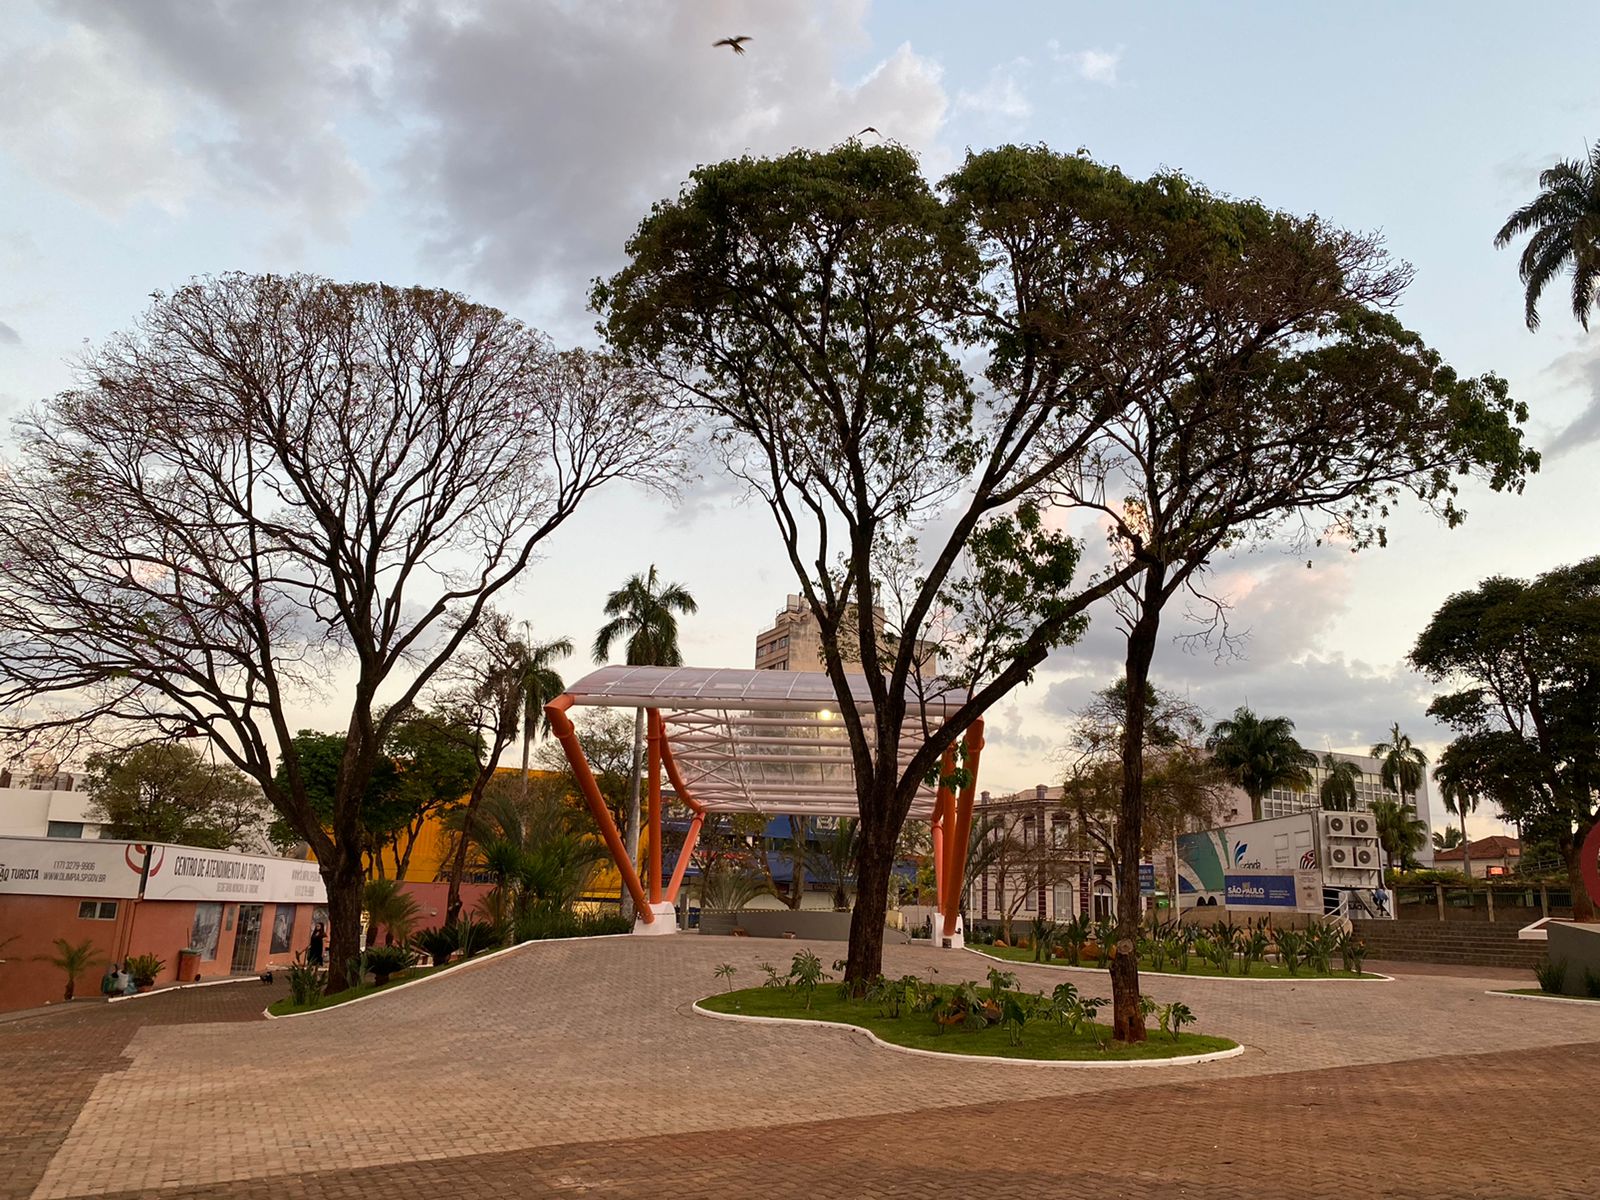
[362,878,421,947]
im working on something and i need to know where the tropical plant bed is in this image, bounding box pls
[971,943,1380,980]
[267,960,459,1017]
[696,985,1238,1063]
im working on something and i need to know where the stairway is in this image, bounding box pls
[1352,918,1548,970]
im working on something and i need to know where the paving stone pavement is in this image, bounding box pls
[5,937,1595,1200]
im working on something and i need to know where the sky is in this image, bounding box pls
[1,0,1597,838]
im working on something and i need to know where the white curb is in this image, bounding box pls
[108,974,265,1003]
[1484,989,1600,1008]
[690,1000,1244,1069]
[264,932,635,1020]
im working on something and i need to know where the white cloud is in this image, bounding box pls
[954,60,1032,123]
[1046,40,1122,86]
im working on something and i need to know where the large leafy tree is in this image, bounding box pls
[1494,145,1600,330]
[1206,709,1317,822]
[597,143,1158,994]
[1410,557,1600,918]
[591,565,698,914]
[951,147,1531,1039]
[86,741,270,850]
[0,275,685,991]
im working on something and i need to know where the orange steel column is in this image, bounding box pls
[647,708,664,906]
[545,694,654,923]
[942,719,985,940]
[659,727,706,905]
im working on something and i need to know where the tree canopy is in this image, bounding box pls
[86,741,270,850]
[1411,556,1600,916]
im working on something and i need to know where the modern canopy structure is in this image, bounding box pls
[544,666,985,941]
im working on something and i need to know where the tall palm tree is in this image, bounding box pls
[508,627,573,802]
[362,878,421,947]
[1370,722,1428,808]
[1494,144,1600,330]
[1433,744,1481,884]
[1432,825,1464,852]
[1319,754,1362,812]
[592,565,698,914]
[1204,707,1317,821]
[1372,798,1428,874]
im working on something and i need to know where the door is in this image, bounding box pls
[230,904,265,973]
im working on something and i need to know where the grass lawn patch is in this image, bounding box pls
[972,942,1377,980]
[697,985,1237,1062]
[268,960,460,1016]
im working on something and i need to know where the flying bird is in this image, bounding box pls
[713,35,752,55]
[857,126,880,137]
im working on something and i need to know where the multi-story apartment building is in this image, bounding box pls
[753,594,939,676]
[1259,750,1435,864]
[0,760,102,839]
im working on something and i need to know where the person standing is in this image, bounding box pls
[308,922,326,967]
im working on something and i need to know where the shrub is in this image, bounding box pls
[452,918,500,958]
[363,945,414,986]
[1533,958,1567,994]
[1338,932,1368,975]
[124,953,165,987]
[1275,929,1305,976]
[713,962,738,992]
[1160,1001,1195,1042]
[285,951,326,1006]
[411,924,458,968]
[787,948,828,1009]
[1586,968,1600,1000]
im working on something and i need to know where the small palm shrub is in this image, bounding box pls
[713,962,738,992]
[1159,1001,1195,1042]
[35,937,105,1001]
[412,924,458,968]
[1060,914,1091,966]
[125,953,165,987]
[788,949,828,1009]
[1533,958,1567,994]
[363,945,414,986]
[1093,919,1116,967]
[1275,929,1305,976]
[1338,932,1368,975]
[452,918,500,958]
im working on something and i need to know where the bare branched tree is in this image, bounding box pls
[0,274,686,990]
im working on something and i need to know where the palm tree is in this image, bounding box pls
[1205,707,1317,821]
[1432,826,1464,852]
[805,817,860,911]
[507,627,573,803]
[1372,799,1428,874]
[35,937,104,1001]
[1433,744,1481,884]
[1370,723,1428,808]
[1494,144,1600,330]
[592,565,698,914]
[362,878,421,947]
[1318,754,1362,812]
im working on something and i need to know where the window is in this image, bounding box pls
[191,902,223,960]
[48,820,85,839]
[77,900,118,920]
[268,905,294,955]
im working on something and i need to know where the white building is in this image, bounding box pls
[0,762,103,840]
[1257,750,1435,865]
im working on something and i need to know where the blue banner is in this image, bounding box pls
[1224,873,1297,908]
[1138,863,1156,895]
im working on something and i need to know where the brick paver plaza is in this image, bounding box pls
[2,936,1593,1199]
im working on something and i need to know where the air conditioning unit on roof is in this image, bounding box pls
[1353,845,1378,869]
[1323,813,1350,837]
[1325,844,1353,868]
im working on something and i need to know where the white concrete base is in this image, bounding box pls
[931,912,964,950]
[632,901,679,935]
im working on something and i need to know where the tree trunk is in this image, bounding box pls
[844,815,894,988]
[622,706,644,920]
[1460,805,1472,889]
[322,845,366,994]
[1113,566,1165,1044]
[520,711,533,804]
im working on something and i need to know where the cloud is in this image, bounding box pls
[393,3,949,313]
[955,60,1032,123]
[1047,41,1122,86]
[0,321,18,347]
[1542,342,1600,458]
[0,0,377,234]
